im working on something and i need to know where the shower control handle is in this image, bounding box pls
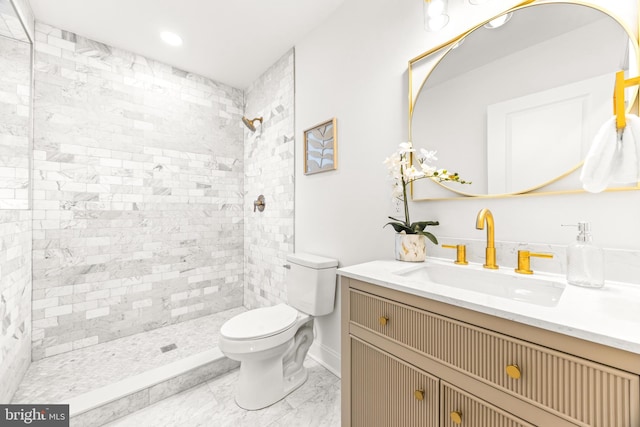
[254,195,265,212]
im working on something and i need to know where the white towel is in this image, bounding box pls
[580,115,640,193]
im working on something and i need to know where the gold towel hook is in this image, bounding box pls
[614,70,640,131]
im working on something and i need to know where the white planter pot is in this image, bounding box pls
[395,234,426,262]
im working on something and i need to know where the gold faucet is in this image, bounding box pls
[476,208,498,269]
[442,244,468,265]
[515,250,553,275]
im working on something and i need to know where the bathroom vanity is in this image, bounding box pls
[339,259,640,427]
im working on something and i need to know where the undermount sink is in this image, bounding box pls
[394,262,565,307]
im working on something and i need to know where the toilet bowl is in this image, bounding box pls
[219,304,314,410]
[219,253,338,410]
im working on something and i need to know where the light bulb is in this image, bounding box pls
[160,31,183,47]
[484,13,512,29]
[451,38,465,49]
[428,14,449,31]
[428,0,446,17]
[424,0,449,31]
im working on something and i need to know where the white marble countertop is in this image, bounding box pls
[338,258,640,355]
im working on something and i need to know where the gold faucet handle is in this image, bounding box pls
[442,244,468,265]
[515,250,553,275]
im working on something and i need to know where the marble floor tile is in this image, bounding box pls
[103,381,222,427]
[283,360,340,409]
[13,307,246,404]
[105,358,341,427]
[267,382,341,427]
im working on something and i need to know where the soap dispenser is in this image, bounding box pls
[566,222,604,288]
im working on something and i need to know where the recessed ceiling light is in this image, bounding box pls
[160,31,183,47]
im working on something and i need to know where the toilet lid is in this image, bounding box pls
[220,304,299,340]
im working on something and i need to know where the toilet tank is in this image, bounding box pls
[286,253,338,316]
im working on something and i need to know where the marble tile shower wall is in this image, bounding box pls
[0,35,30,209]
[0,1,28,41]
[7,0,35,40]
[243,50,294,309]
[31,23,245,360]
[0,210,32,402]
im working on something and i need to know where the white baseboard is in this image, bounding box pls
[308,341,341,378]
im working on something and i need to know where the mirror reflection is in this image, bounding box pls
[411,3,637,198]
[0,0,31,209]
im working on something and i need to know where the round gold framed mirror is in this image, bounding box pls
[409,1,639,200]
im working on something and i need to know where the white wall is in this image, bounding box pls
[295,0,639,375]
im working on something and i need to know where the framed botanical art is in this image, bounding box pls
[303,118,337,175]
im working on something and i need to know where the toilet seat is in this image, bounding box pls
[220,304,299,340]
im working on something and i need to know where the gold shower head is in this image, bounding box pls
[242,116,263,132]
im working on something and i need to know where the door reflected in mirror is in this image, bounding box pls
[410,2,638,199]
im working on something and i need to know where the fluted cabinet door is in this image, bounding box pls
[441,382,535,427]
[351,337,439,427]
[350,288,639,427]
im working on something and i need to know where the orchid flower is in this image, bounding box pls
[384,141,470,244]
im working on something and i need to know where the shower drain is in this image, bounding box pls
[160,343,177,353]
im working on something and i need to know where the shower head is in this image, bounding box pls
[242,116,263,132]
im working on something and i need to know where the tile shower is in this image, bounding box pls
[243,52,295,309]
[0,210,31,403]
[0,0,34,404]
[1,11,296,419]
[31,22,245,360]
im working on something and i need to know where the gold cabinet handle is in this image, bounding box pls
[450,411,462,424]
[414,389,425,401]
[442,244,468,265]
[379,316,389,326]
[506,364,522,380]
[515,250,553,275]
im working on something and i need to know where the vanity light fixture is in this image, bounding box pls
[484,12,513,29]
[160,30,183,47]
[423,0,449,32]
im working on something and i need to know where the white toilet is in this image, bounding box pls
[219,253,338,410]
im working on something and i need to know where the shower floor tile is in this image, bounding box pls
[104,358,341,427]
[12,306,246,404]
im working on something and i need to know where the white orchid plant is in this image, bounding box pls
[384,141,470,244]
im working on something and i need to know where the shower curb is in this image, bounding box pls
[66,348,238,427]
